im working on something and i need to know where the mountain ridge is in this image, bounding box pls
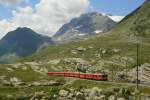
[53,12,116,43]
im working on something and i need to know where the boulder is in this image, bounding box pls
[113,49,121,53]
[59,90,69,97]
[108,95,116,100]
[48,59,60,65]
[76,92,85,100]
[10,77,24,86]
[88,46,93,49]
[117,97,125,100]
[22,66,28,70]
[6,67,14,72]
[30,91,47,100]
[89,87,102,97]
[32,82,42,86]
[71,50,78,54]
[67,93,75,99]
[99,95,106,100]
[77,47,86,51]
[1,80,11,86]
[63,58,89,65]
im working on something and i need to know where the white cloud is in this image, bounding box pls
[0,0,90,39]
[0,20,19,38]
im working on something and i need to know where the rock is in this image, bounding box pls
[119,88,126,94]
[10,63,23,68]
[6,94,14,99]
[67,93,75,99]
[89,87,102,97]
[71,50,78,54]
[0,76,6,80]
[127,63,150,83]
[32,82,41,86]
[77,47,86,51]
[108,95,116,100]
[6,67,14,72]
[1,80,11,86]
[59,90,69,97]
[63,58,89,65]
[57,97,66,100]
[53,94,58,98]
[113,88,120,93]
[10,77,24,86]
[22,66,28,70]
[48,59,60,65]
[94,96,102,100]
[24,62,39,66]
[88,46,93,49]
[101,49,106,54]
[117,97,125,100]
[31,91,47,100]
[83,89,90,97]
[39,67,48,73]
[10,77,22,83]
[31,65,40,70]
[76,92,85,100]
[31,80,60,86]
[94,53,102,58]
[99,95,106,100]
[113,49,121,53]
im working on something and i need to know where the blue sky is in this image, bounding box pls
[0,0,145,19]
[91,0,145,16]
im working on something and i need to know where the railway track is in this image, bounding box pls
[47,72,150,88]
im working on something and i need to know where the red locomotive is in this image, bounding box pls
[47,72,108,81]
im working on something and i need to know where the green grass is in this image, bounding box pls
[64,79,124,90]
[140,86,150,94]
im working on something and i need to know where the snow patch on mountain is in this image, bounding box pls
[108,16,124,22]
[94,30,103,34]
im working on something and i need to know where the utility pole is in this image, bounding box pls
[112,64,114,82]
[136,43,139,89]
[125,61,128,79]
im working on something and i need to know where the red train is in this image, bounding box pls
[47,72,108,81]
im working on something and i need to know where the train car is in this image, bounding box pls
[47,72,108,81]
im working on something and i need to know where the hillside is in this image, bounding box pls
[23,1,150,66]
[111,0,150,43]
[0,27,53,63]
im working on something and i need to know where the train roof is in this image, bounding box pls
[47,72,106,75]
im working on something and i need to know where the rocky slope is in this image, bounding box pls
[53,12,116,43]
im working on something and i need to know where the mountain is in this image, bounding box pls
[53,12,116,43]
[23,1,150,68]
[0,27,53,63]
